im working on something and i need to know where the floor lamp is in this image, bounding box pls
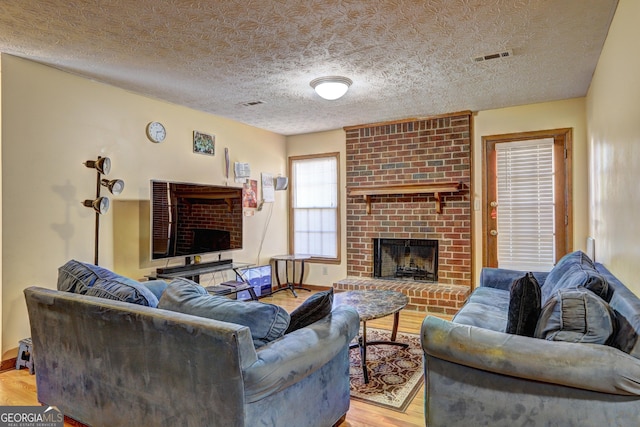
[82,156,124,265]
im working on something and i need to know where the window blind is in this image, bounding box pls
[495,138,555,271]
[291,156,338,258]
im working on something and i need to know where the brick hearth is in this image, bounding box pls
[333,278,469,316]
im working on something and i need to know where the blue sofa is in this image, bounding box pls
[421,251,640,426]
[24,261,359,427]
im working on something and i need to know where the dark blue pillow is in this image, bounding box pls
[285,288,334,334]
[505,273,541,337]
[57,259,122,294]
[541,251,610,304]
[85,277,160,307]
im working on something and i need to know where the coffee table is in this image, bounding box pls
[333,289,409,383]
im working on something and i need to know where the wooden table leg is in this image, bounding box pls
[289,259,298,297]
[391,311,400,341]
[274,259,283,288]
[360,321,369,384]
[363,312,408,348]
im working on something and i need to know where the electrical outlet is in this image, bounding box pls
[322,266,328,275]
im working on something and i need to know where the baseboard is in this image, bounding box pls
[0,357,17,372]
[301,284,332,291]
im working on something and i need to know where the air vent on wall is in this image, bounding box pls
[473,50,513,63]
[239,100,265,107]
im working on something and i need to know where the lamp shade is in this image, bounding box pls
[101,178,125,195]
[310,76,352,100]
[83,197,110,215]
[84,157,111,175]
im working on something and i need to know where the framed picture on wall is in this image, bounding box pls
[193,131,215,155]
[242,179,258,208]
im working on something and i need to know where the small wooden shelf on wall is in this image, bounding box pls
[347,181,463,214]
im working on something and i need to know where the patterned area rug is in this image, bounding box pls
[349,328,423,412]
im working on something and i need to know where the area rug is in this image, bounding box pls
[348,328,423,412]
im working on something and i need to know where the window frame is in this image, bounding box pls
[288,152,341,264]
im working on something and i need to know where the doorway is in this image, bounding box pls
[482,128,573,270]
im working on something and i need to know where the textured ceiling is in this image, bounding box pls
[0,0,618,135]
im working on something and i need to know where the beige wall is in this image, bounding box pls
[1,55,288,357]
[286,129,347,286]
[586,0,640,295]
[473,98,589,283]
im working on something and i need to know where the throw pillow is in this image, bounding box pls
[534,287,616,344]
[142,280,169,300]
[285,288,334,334]
[84,277,160,307]
[57,259,122,294]
[541,251,611,304]
[505,272,541,337]
[158,277,290,348]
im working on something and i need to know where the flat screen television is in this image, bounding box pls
[150,180,243,261]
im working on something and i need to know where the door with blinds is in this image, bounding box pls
[483,129,573,271]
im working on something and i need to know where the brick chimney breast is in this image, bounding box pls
[345,113,472,287]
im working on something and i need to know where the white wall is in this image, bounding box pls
[1,55,288,357]
[586,0,640,296]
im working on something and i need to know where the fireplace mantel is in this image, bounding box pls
[347,181,462,214]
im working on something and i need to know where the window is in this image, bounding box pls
[289,153,340,261]
[495,138,555,270]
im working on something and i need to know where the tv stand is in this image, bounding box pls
[151,259,258,300]
[156,258,232,276]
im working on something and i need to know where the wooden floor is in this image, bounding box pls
[0,288,447,427]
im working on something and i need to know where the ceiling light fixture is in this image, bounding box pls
[310,76,352,100]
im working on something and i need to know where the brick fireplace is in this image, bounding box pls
[334,113,472,314]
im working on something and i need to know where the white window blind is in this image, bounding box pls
[291,155,338,258]
[495,138,555,271]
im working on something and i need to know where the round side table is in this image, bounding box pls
[271,254,312,297]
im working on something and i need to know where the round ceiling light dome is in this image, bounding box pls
[310,76,352,100]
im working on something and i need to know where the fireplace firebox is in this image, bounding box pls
[373,238,438,282]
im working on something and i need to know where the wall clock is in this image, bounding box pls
[146,121,166,143]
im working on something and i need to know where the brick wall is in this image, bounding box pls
[345,113,472,287]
